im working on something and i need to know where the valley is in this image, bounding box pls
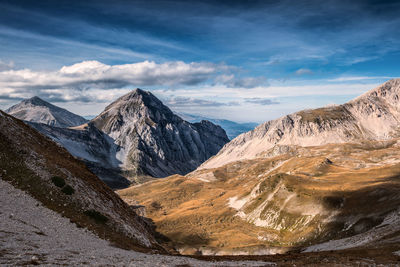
[119,139,400,255]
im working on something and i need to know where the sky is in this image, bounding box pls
[0,0,400,123]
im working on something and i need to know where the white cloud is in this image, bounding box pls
[295,68,313,75]
[0,60,218,91]
[0,60,269,104]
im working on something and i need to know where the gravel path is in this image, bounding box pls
[0,178,272,266]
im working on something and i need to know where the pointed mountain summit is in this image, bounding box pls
[6,96,87,127]
[201,79,400,169]
[91,88,229,180]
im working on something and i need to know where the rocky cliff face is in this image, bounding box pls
[91,89,229,179]
[201,79,400,169]
[6,96,87,127]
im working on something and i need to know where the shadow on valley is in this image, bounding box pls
[297,176,400,248]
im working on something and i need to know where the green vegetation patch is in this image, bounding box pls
[51,176,66,188]
[84,209,109,224]
[61,185,75,195]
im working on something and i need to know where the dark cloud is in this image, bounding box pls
[0,95,23,101]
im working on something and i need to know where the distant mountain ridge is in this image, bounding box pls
[201,79,400,169]
[177,112,258,139]
[12,89,229,187]
[6,96,87,127]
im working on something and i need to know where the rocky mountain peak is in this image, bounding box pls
[90,89,229,180]
[104,88,171,114]
[92,89,177,132]
[6,96,87,128]
[23,96,49,106]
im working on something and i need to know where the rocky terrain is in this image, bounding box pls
[6,96,87,127]
[201,79,400,169]
[11,89,229,187]
[0,178,271,266]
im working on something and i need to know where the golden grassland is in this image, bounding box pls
[118,139,400,255]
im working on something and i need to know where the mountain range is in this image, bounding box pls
[119,79,400,258]
[6,89,229,187]
[0,109,272,266]
[3,79,400,264]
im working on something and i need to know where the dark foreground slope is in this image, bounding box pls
[0,111,163,252]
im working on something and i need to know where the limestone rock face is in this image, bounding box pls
[201,79,400,169]
[6,96,87,127]
[91,89,229,178]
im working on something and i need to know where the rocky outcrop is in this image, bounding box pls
[6,96,87,127]
[201,79,400,169]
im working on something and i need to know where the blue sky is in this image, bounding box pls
[0,0,400,122]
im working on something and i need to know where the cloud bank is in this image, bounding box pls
[0,60,264,103]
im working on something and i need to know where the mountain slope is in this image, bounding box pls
[178,112,258,139]
[0,110,163,251]
[201,79,400,169]
[6,96,87,127]
[27,121,130,188]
